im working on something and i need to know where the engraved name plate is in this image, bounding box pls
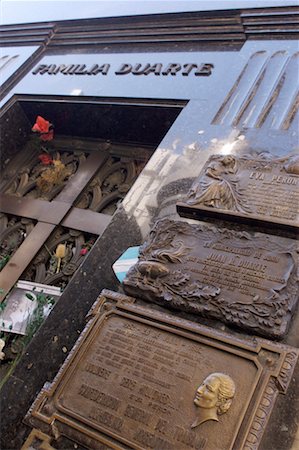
[123,219,298,338]
[177,154,299,232]
[25,290,298,450]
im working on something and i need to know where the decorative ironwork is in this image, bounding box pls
[0,138,149,299]
[22,227,96,289]
[0,213,35,271]
[3,150,87,201]
[75,156,143,215]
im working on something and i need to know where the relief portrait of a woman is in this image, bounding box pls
[187,155,248,213]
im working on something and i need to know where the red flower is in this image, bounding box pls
[80,248,88,256]
[38,153,53,165]
[32,116,54,141]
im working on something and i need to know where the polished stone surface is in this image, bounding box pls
[0,34,298,450]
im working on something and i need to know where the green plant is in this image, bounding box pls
[0,255,10,270]
[0,289,55,390]
[0,301,7,313]
[24,290,55,343]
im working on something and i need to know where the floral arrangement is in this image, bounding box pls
[31,116,71,193]
[32,115,54,141]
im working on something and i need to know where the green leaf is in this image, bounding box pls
[0,301,7,312]
[25,293,35,301]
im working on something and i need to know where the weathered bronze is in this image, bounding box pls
[177,154,299,232]
[21,429,56,450]
[24,290,298,450]
[123,218,299,338]
[191,373,236,429]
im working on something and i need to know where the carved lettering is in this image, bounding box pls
[124,218,298,338]
[115,63,132,74]
[144,63,163,75]
[120,377,136,390]
[26,292,299,450]
[32,62,214,77]
[176,427,207,449]
[133,428,172,449]
[131,63,151,75]
[182,63,198,76]
[89,407,123,431]
[162,63,182,75]
[78,384,120,411]
[124,404,152,424]
[61,64,77,74]
[85,363,111,379]
[195,63,214,76]
[87,63,110,75]
[271,174,297,185]
[155,418,168,434]
[179,153,299,230]
[32,64,47,74]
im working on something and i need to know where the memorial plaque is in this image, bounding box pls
[21,429,56,450]
[177,154,299,232]
[25,290,298,450]
[123,219,299,338]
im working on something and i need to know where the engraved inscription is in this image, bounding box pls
[56,315,257,450]
[123,219,298,338]
[179,154,299,229]
[24,291,299,450]
[89,407,123,432]
[32,62,214,77]
[79,384,121,411]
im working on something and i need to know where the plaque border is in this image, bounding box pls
[176,202,299,235]
[24,290,298,450]
[21,429,56,450]
[123,218,298,339]
[177,153,299,234]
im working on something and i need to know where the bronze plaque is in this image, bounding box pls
[177,154,299,232]
[25,290,298,450]
[123,219,298,338]
[21,429,56,450]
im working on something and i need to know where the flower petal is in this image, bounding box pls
[40,130,54,141]
[32,116,53,136]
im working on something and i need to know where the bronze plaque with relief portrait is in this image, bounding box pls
[123,218,298,339]
[177,154,299,232]
[25,290,298,450]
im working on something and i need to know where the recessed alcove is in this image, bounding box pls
[0,95,184,291]
[0,95,184,389]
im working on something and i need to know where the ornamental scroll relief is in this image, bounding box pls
[177,154,299,231]
[24,290,298,450]
[123,219,299,338]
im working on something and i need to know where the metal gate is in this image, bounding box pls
[0,134,147,300]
